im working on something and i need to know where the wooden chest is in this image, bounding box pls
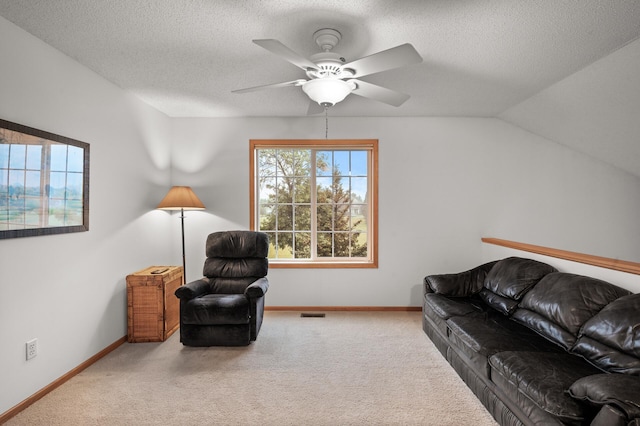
[126,266,183,342]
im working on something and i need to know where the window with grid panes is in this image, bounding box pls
[250,140,378,268]
[0,134,84,231]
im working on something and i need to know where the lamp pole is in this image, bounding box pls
[180,207,186,285]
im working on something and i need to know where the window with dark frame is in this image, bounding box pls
[0,119,89,239]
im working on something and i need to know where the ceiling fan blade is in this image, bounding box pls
[349,79,410,107]
[343,43,422,78]
[306,100,325,115]
[253,39,319,71]
[232,79,306,94]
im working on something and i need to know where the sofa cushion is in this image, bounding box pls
[572,293,640,374]
[512,272,630,350]
[569,374,640,418]
[489,351,602,423]
[448,312,559,356]
[446,311,561,379]
[478,257,556,315]
[423,293,482,339]
[424,293,481,320]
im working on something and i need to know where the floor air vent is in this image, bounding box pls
[300,313,326,318]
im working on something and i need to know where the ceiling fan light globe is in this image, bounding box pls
[302,79,354,106]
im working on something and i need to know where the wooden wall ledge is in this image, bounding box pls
[482,237,640,276]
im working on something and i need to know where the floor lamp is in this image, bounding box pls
[157,186,205,284]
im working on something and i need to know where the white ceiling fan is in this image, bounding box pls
[233,28,423,113]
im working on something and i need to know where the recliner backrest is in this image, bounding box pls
[206,230,269,258]
[202,230,269,294]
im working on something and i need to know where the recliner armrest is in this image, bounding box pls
[569,373,640,424]
[175,278,210,300]
[424,261,497,297]
[245,277,269,298]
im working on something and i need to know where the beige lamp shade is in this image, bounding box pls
[157,186,205,210]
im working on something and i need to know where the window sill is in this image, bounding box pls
[269,260,378,269]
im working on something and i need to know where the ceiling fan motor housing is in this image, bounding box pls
[307,51,352,79]
[313,28,341,51]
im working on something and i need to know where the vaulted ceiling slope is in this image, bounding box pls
[1,1,639,176]
[499,37,640,179]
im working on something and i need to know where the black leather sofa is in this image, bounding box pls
[422,256,640,426]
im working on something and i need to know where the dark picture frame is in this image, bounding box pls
[0,119,90,239]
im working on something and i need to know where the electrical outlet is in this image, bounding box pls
[26,339,37,360]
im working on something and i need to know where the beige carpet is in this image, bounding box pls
[7,311,497,425]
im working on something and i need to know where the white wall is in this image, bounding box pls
[170,116,640,308]
[0,17,174,414]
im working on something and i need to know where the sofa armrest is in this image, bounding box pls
[245,277,269,299]
[424,260,497,297]
[569,374,640,423]
[174,278,210,300]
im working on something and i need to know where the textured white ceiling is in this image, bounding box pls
[1,0,639,119]
[2,1,640,178]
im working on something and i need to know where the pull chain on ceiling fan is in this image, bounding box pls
[325,106,329,139]
[233,28,422,112]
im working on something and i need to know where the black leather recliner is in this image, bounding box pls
[174,230,269,346]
